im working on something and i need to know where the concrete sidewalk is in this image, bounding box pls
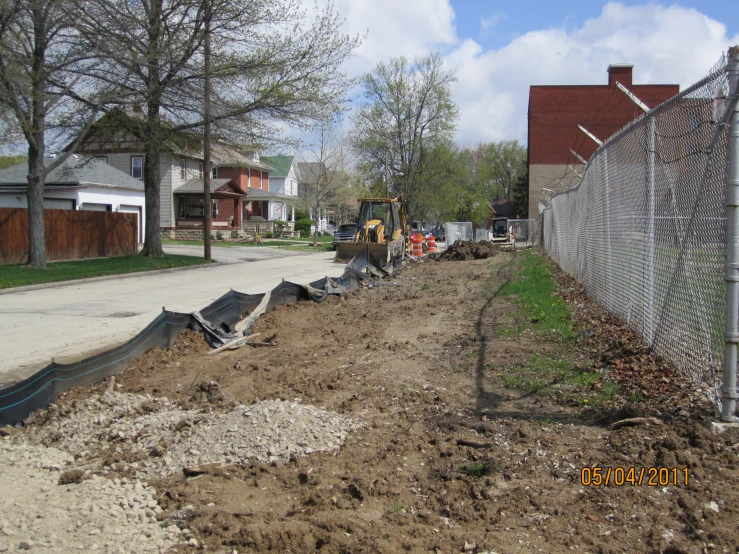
[0,251,346,386]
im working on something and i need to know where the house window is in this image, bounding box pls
[212,166,218,179]
[212,199,218,218]
[95,156,108,164]
[180,159,186,181]
[199,162,203,179]
[131,156,143,179]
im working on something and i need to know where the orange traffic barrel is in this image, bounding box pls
[426,235,436,253]
[412,233,424,257]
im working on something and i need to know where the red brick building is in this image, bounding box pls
[527,64,679,218]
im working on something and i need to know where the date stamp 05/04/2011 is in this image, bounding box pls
[580,467,690,487]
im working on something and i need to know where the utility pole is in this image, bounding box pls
[384,154,389,197]
[202,0,212,261]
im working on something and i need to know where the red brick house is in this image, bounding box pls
[527,64,679,218]
[173,144,275,229]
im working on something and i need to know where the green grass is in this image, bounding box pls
[0,254,210,289]
[459,461,499,478]
[498,250,574,340]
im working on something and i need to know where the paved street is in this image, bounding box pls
[0,247,346,385]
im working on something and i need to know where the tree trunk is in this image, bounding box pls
[140,1,165,258]
[26,4,48,268]
[26,145,46,268]
[141,104,164,257]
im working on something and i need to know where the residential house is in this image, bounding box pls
[0,155,146,242]
[261,155,300,222]
[76,114,282,234]
[527,64,679,218]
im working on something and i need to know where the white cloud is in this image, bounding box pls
[447,2,739,146]
[331,0,457,76]
[480,12,507,31]
[324,1,738,147]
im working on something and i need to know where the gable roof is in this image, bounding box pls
[0,155,144,191]
[489,197,517,218]
[174,178,245,195]
[210,143,274,173]
[261,155,294,178]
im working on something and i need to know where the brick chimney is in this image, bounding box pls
[608,63,633,87]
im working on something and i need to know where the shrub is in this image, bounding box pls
[230,230,240,239]
[265,232,274,238]
[215,231,223,241]
[294,217,315,237]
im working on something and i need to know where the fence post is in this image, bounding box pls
[646,115,656,346]
[722,46,739,422]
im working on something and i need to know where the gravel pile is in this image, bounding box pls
[3,391,359,551]
[0,440,177,554]
[28,392,360,480]
[160,399,360,475]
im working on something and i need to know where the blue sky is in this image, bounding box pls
[329,0,739,146]
[451,0,737,51]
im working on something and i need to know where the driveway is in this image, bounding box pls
[0,248,346,386]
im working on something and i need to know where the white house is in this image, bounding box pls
[261,155,300,222]
[0,155,146,242]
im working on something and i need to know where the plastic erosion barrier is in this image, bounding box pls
[0,266,371,427]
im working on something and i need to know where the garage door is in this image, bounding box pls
[43,198,74,210]
[119,205,142,243]
[80,203,110,212]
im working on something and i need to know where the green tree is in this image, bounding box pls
[350,53,458,219]
[484,140,527,201]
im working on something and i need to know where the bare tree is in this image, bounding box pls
[79,0,361,257]
[0,0,117,267]
[299,116,355,247]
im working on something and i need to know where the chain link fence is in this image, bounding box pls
[542,53,736,408]
[445,222,473,244]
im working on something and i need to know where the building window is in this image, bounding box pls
[199,162,203,179]
[212,166,218,179]
[95,156,108,164]
[131,156,143,179]
[180,159,186,181]
[212,199,218,218]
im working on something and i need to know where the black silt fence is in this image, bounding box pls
[0,266,370,427]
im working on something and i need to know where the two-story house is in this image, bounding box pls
[260,155,300,222]
[76,113,284,234]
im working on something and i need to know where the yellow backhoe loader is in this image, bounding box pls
[334,195,408,266]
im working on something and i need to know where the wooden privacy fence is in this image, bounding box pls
[0,208,138,264]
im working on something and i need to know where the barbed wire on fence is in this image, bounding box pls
[542,52,734,410]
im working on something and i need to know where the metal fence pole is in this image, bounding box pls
[646,115,656,346]
[721,46,739,422]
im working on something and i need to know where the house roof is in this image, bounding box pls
[261,155,294,178]
[297,162,320,183]
[210,143,274,172]
[174,178,245,195]
[489,197,518,218]
[0,155,145,191]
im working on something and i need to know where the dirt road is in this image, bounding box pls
[3,249,738,554]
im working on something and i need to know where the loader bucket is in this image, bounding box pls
[335,242,391,263]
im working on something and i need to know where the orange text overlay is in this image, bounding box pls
[580,467,689,487]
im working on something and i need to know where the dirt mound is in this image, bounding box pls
[8,253,739,553]
[438,239,499,260]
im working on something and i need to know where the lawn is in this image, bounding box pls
[0,254,211,289]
